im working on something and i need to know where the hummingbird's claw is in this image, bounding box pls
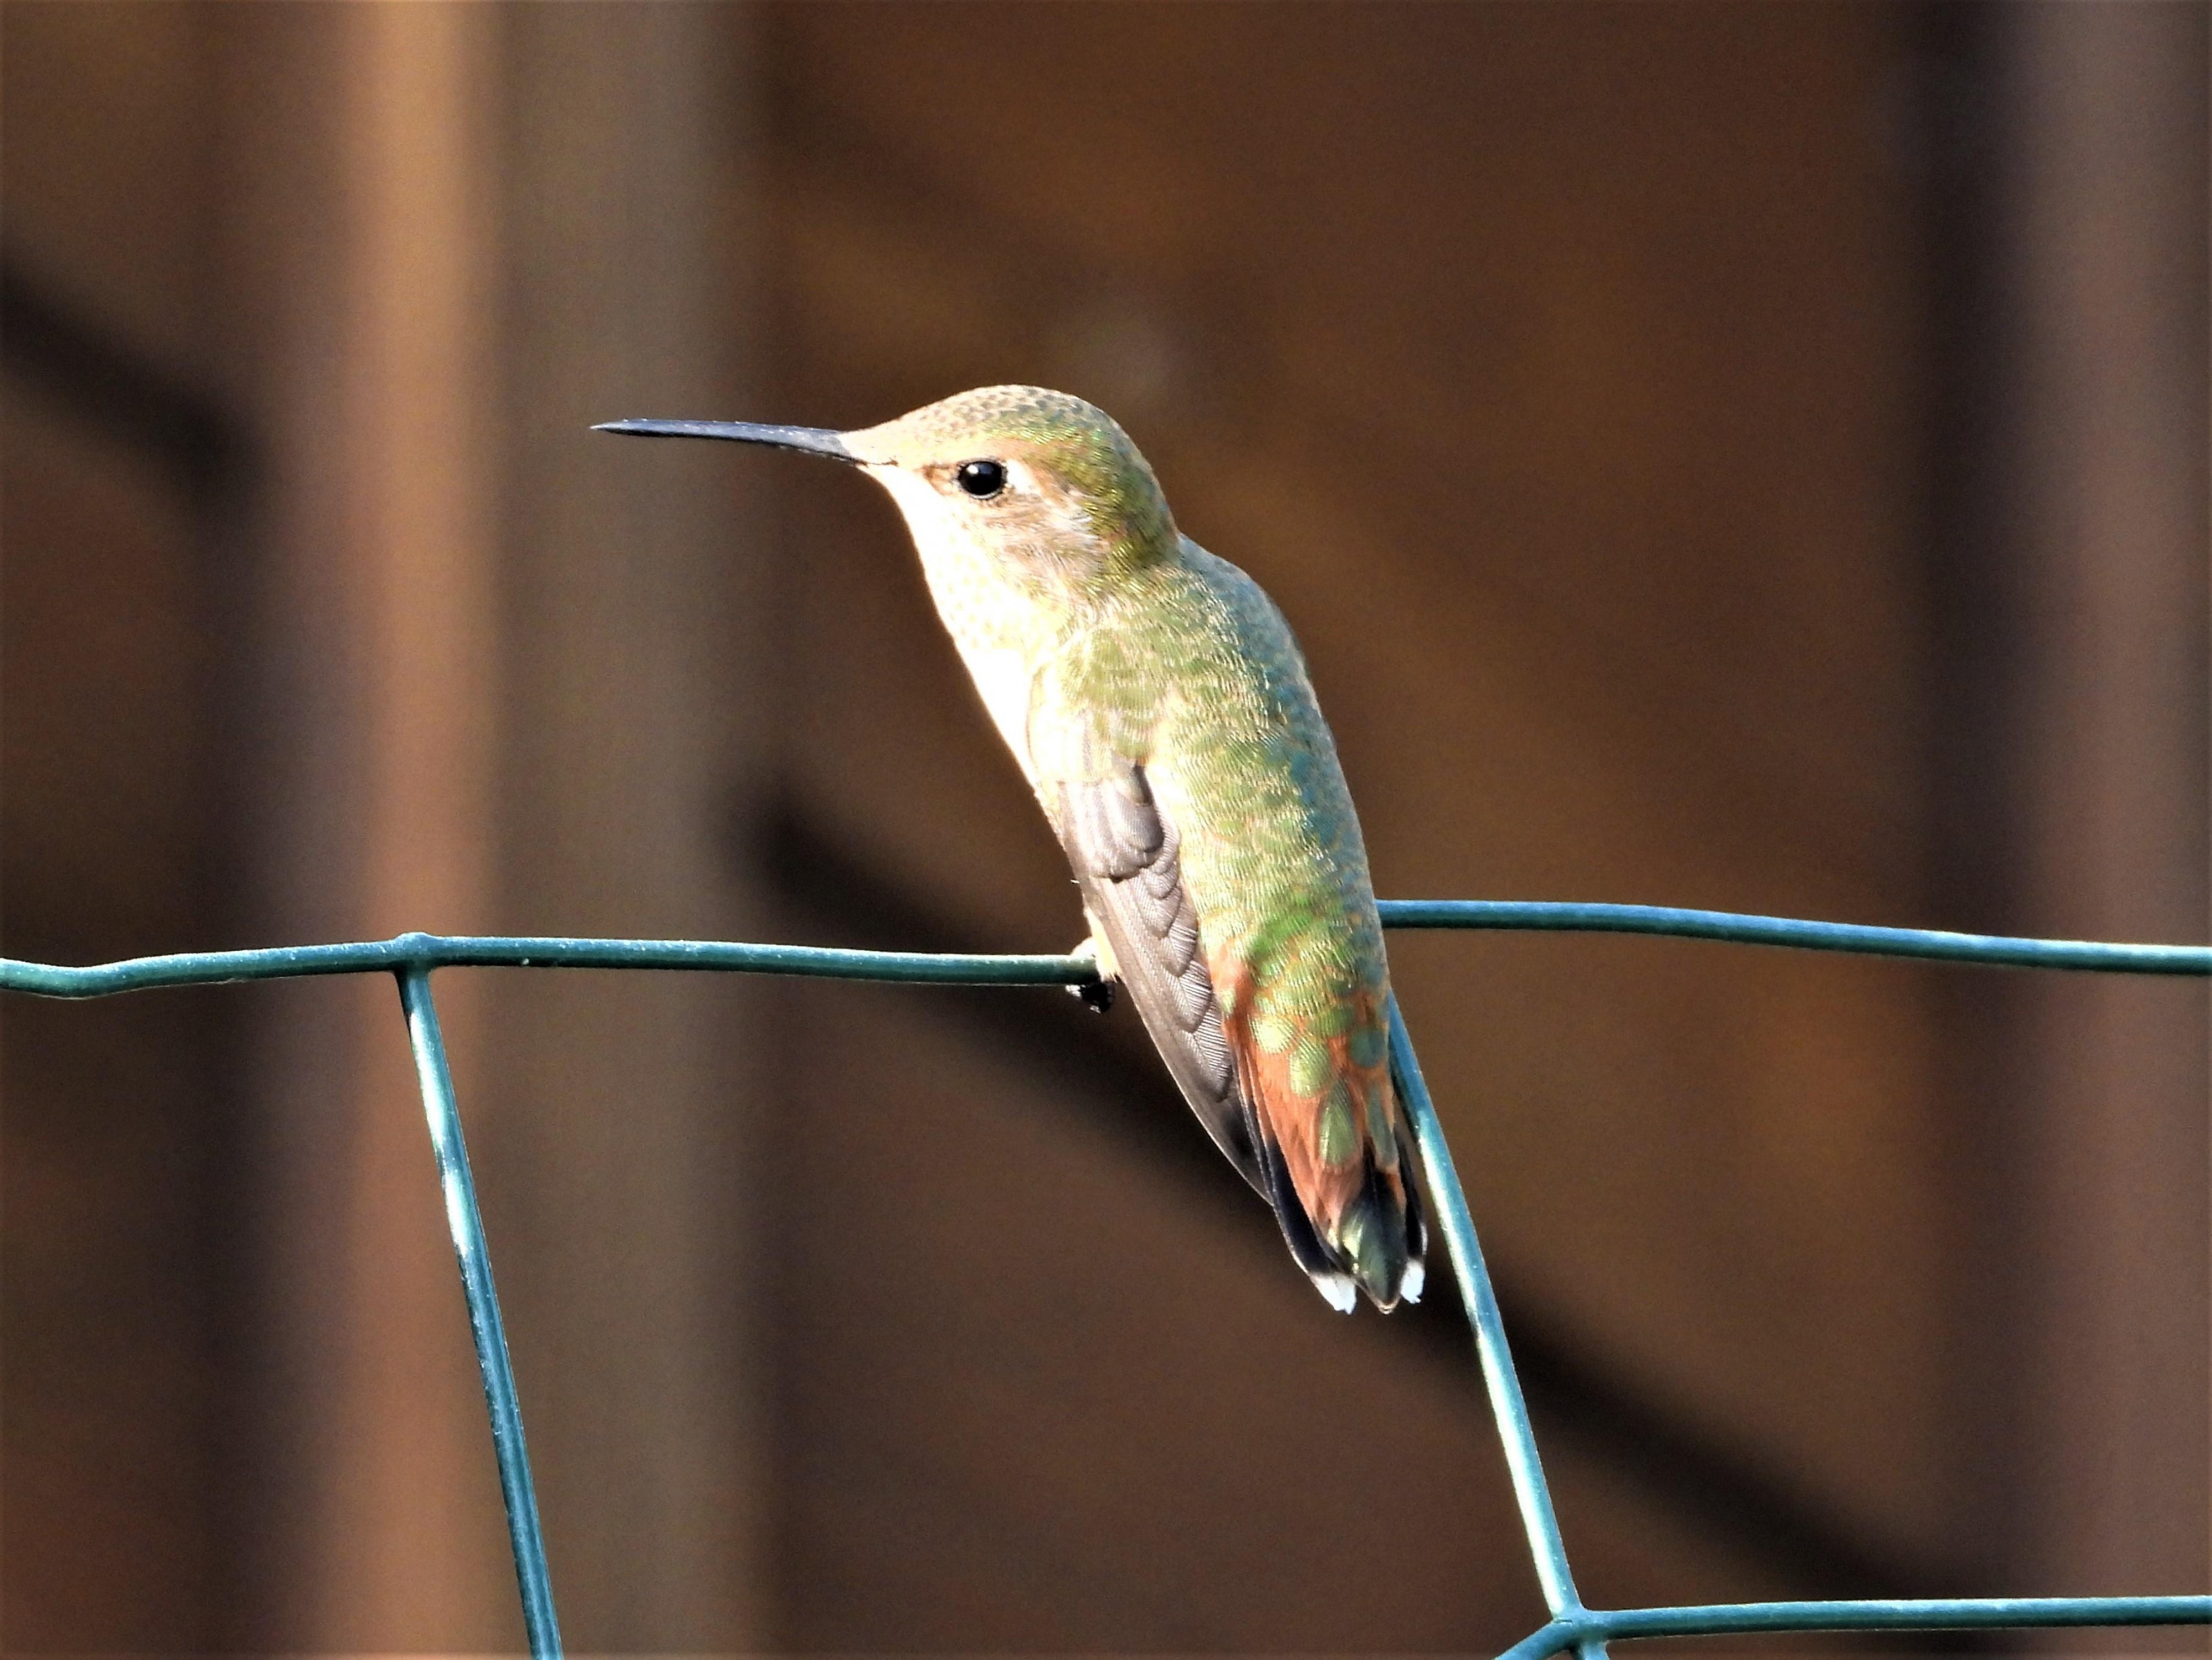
[1067,934,1117,1013]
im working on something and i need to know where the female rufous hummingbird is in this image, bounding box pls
[599,387,1425,1311]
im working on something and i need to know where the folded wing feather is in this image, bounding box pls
[1057,764,1362,1309]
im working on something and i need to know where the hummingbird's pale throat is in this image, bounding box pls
[598,387,1426,1312]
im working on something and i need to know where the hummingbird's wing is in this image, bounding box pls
[1057,763,1366,1310]
[1057,764,1261,1192]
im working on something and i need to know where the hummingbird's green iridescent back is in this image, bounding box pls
[1047,542,1420,1300]
[597,385,1426,1311]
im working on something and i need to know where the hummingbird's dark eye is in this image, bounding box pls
[955,459,1007,499]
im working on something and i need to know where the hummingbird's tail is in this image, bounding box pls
[1384,1086,1431,1306]
[1254,1132,1362,1311]
[1324,1089,1430,1310]
[1235,1033,1429,1313]
[1252,1120,1426,1311]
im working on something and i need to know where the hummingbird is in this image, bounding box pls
[597,387,1425,1311]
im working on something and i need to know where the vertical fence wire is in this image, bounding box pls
[397,963,563,1658]
[1387,995,1588,1629]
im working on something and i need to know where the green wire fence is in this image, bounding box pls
[3,901,2207,1659]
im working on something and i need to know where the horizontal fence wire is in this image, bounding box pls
[6,904,2209,998]
[1379,900,2212,973]
[3,901,2208,1660]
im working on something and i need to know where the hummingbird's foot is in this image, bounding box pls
[1067,934,1117,1014]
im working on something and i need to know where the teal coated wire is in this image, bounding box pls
[1498,1596,2212,1660]
[1388,995,1586,1626]
[398,966,563,1659]
[1377,899,2212,972]
[0,929,1093,998]
[2,905,2204,999]
[3,903,2206,1654]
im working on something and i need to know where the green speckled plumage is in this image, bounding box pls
[845,387,1424,1312]
[1046,548,1402,1171]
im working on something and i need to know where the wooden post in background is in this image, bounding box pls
[1999,0,2210,1609]
[218,4,512,1643]
[218,3,765,1645]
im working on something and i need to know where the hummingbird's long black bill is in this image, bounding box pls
[592,418,856,462]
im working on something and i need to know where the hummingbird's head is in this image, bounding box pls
[843,386,1176,582]
[597,385,1178,598]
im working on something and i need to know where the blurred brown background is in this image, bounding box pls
[1,1,2204,1651]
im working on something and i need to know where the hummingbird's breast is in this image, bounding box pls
[874,470,1068,779]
